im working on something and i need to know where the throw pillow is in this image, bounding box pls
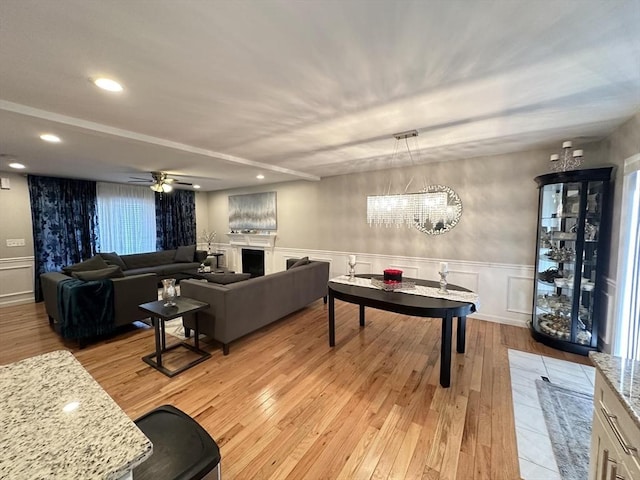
[289,256,310,269]
[72,265,125,281]
[98,252,126,270]
[62,255,109,275]
[174,245,196,263]
[205,273,251,285]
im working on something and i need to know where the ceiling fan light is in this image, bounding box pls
[150,184,163,193]
[162,183,173,193]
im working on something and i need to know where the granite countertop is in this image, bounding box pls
[590,351,640,428]
[0,350,152,479]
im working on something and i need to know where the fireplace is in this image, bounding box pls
[242,249,265,277]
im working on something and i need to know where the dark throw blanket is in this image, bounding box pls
[57,278,115,339]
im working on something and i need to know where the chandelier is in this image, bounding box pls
[550,141,583,172]
[366,131,463,235]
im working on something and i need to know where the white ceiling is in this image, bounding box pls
[1,0,639,191]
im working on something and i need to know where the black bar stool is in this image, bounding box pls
[133,405,221,480]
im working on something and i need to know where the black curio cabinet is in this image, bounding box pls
[531,167,614,355]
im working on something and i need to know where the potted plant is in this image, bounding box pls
[200,230,217,254]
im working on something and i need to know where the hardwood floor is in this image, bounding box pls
[0,300,590,480]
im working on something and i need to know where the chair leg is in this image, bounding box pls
[323,295,327,304]
[184,327,191,338]
[223,344,229,355]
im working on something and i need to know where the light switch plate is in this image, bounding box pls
[6,238,25,247]
[0,177,10,189]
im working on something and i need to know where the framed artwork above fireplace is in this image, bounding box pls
[228,192,277,231]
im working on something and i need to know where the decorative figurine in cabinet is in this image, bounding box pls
[531,167,614,354]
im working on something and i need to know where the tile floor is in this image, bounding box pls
[508,349,595,480]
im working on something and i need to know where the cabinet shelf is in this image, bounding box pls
[531,167,613,355]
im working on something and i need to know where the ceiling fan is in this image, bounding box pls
[128,171,192,193]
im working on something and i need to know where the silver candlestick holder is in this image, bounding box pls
[439,270,448,293]
[348,260,357,281]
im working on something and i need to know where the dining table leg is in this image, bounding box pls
[359,304,365,326]
[440,311,453,388]
[329,292,335,347]
[457,316,466,353]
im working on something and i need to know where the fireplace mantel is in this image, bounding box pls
[225,233,277,275]
[226,232,277,249]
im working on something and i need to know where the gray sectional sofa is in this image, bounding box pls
[40,246,206,342]
[41,270,158,329]
[99,247,207,280]
[180,260,330,354]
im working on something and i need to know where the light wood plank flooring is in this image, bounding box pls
[0,300,590,479]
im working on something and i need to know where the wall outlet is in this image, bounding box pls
[6,238,25,247]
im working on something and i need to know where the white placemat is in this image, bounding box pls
[330,275,479,309]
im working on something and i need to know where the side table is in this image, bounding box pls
[139,297,210,377]
[208,252,224,269]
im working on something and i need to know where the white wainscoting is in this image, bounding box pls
[599,277,617,350]
[3,249,618,339]
[0,256,35,307]
[217,246,536,328]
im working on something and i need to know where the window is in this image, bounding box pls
[613,154,640,360]
[96,182,156,254]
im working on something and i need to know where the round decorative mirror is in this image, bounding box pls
[412,184,463,235]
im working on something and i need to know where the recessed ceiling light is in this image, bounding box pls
[93,77,123,92]
[193,185,201,189]
[9,162,25,169]
[40,134,61,143]
[256,174,265,180]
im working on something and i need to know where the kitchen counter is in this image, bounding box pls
[590,351,640,429]
[0,350,152,479]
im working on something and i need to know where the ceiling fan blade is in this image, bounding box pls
[129,180,152,183]
[174,181,193,186]
[129,176,152,182]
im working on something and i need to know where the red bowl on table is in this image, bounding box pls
[383,269,403,284]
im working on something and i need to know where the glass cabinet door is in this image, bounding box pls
[533,180,605,348]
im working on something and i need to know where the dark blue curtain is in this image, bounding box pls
[155,190,196,250]
[28,175,99,301]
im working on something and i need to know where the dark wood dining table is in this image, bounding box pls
[328,274,477,388]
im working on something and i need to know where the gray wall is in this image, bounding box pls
[0,111,636,285]
[602,112,640,279]
[0,172,34,259]
[206,142,608,267]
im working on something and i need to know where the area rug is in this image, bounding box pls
[164,318,187,340]
[136,317,188,340]
[535,379,593,480]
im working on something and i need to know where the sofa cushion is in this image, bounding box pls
[174,245,196,263]
[204,273,251,285]
[63,255,109,275]
[121,250,176,270]
[289,256,310,269]
[98,252,127,270]
[72,265,125,281]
